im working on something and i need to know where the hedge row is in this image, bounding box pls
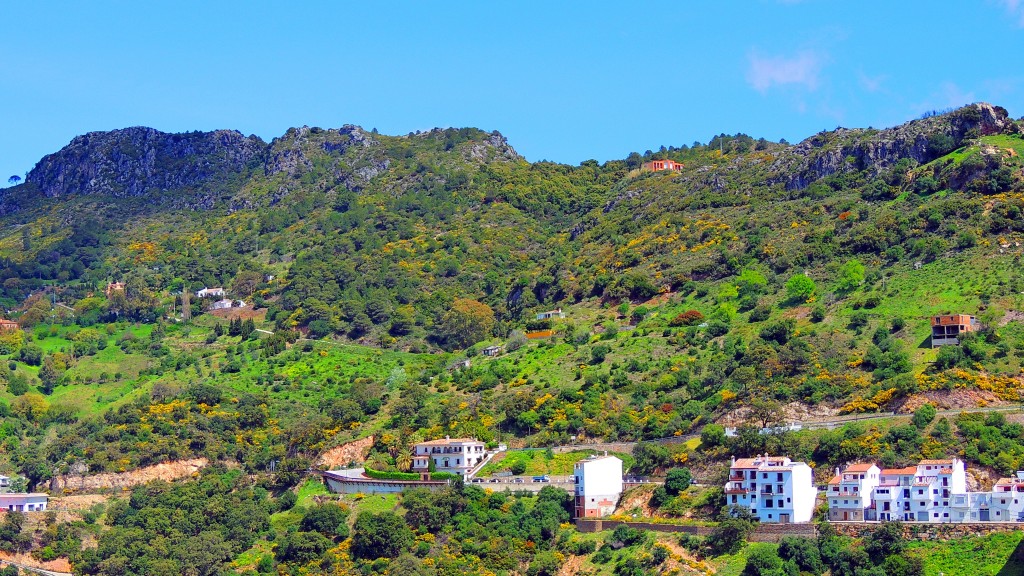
[364,467,419,481]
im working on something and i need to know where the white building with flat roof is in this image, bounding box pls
[725,454,817,523]
[574,455,623,518]
[411,437,486,476]
[0,493,47,512]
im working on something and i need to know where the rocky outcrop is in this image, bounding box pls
[49,458,208,493]
[26,127,266,199]
[777,103,1019,190]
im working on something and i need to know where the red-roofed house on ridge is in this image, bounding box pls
[642,159,684,172]
[0,319,18,331]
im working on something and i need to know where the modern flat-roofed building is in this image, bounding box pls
[931,314,979,347]
[0,493,47,512]
[574,455,623,518]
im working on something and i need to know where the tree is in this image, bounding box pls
[836,259,865,291]
[436,299,495,350]
[38,356,63,394]
[631,442,670,475]
[741,545,786,576]
[665,468,692,495]
[912,403,936,429]
[351,511,413,559]
[785,274,816,302]
[300,503,350,540]
[700,424,726,448]
[7,175,20,186]
[232,271,263,297]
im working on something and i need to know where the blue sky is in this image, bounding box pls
[1,1,1023,184]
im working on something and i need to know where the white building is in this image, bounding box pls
[196,287,226,298]
[832,458,969,523]
[827,463,880,521]
[411,437,486,476]
[869,466,919,521]
[983,473,1024,522]
[725,455,817,523]
[535,308,565,320]
[0,475,9,489]
[574,455,624,518]
[0,493,47,512]
[212,298,243,310]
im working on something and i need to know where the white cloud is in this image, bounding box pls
[995,0,1024,26]
[746,50,824,93]
[857,71,886,93]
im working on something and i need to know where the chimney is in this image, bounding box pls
[731,456,736,465]
[445,435,450,441]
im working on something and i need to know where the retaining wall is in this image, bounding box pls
[577,519,1023,543]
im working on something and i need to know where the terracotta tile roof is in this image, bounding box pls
[845,463,875,473]
[881,467,919,475]
[919,459,953,465]
[828,476,841,485]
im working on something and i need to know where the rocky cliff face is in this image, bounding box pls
[26,127,267,199]
[778,103,1020,190]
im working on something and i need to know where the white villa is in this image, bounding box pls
[0,493,47,512]
[196,287,226,298]
[574,455,623,518]
[411,437,486,476]
[725,454,817,523]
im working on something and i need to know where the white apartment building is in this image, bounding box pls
[827,463,880,521]
[869,466,918,521]
[574,455,623,518]
[410,437,486,476]
[725,455,817,523]
[829,458,968,523]
[0,493,47,512]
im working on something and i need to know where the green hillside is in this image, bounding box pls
[0,104,1022,574]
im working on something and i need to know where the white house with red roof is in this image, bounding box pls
[831,458,968,522]
[725,454,817,523]
[826,463,880,521]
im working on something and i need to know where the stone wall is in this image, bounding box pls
[832,521,1024,541]
[577,519,1022,543]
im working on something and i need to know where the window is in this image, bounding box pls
[844,500,849,505]
[832,500,837,505]
[777,500,783,508]
[768,514,772,519]
[762,473,768,479]
[943,513,948,518]
[777,473,783,481]
[787,498,791,503]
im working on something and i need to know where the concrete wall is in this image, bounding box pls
[322,475,448,495]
